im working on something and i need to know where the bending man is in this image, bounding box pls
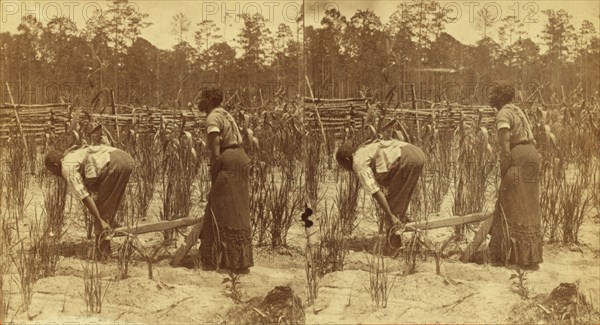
[44,144,134,259]
[335,139,425,238]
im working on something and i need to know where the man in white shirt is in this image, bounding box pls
[336,139,425,239]
[44,144,134,259]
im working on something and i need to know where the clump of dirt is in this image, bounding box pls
[509,282,600,324]
[545,283,600,323]
[224,285,305,324]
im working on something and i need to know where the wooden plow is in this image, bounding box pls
[391,211,494,263]
[107,217,204,267]
[401,211,492,231]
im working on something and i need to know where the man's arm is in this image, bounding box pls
[82,196,110,231]
[352,162,397,230]
[372,190,396,229]
[62,162,110,232]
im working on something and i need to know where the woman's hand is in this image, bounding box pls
[210,158,222,182]
[500,153,511,177]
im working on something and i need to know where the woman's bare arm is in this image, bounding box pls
[208,132,222,181]
[498,128,511,176]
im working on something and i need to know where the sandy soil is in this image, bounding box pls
[2,167,598,324]
[305,174,600,324]
[1,183,306,324]
[305,228,599,324]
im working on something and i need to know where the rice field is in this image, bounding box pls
[0,96,599,324]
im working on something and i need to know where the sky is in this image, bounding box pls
[308,0,600,44]
[0,0,598,49]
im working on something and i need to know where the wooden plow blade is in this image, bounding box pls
[401,212,492,231]
[111,217,202,237]
[109,217,204,267]
[393,211,494,264]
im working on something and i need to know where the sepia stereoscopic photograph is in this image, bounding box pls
[0,0,598,324]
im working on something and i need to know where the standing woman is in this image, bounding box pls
[488,81,543,270]
[197,87,253,273]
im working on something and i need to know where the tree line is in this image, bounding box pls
[0,0,597,107]
[305,2,599,103]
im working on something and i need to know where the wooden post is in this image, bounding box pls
[305,76,326,142]
[170,218,204,267]
[410,84,421,141]
[110,89,120,142]
[5,82,28,152]
[410,84,417,111]
[460,217,493,263]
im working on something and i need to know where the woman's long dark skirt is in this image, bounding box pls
[200,147,254,270]
[489,143,543,267]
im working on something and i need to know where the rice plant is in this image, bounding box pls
[159,132,201,240]
[117,184,136,228]
[535,120,565,241]
[81,259,111,314]
[336,171,360,236]
[304,132,323,208]
[5,138,29,220]
[540,158,565,242]
[509,267,530,299]
[222,271,244,303]
[417,125,452,218]
[452,125,493,237]
[365,237,397,309]
[128,237,174,280]
[305,239,320,307]
[315,201,347,275]
[25,135,38,177]
[116,235,135,280]
[12,241,37,311]
[39,175,68,277]
[133,133,160,221]
[268,162,302,248]
[12,206,57,310]
[404,230,423,275]
[561,172,593,244]
[249,161,271,245]
[0,216,13,321]
[535,107,596,244]
[0,146,5,214]
[158,130,178,239]
[420,234,461,275]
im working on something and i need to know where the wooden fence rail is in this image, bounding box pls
[0,100,498,145]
